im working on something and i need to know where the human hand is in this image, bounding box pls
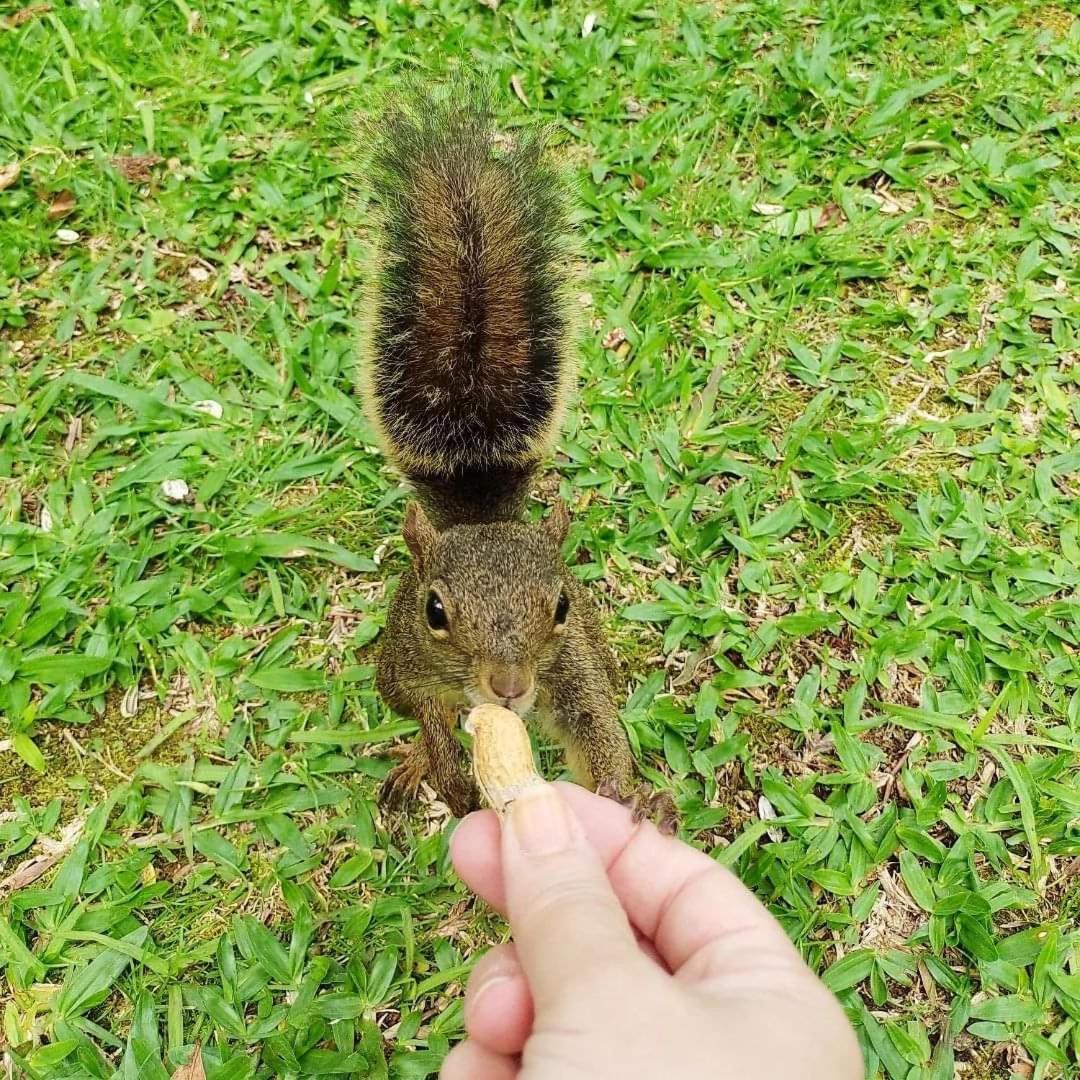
[443,781,863,1080]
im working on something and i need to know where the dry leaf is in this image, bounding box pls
[173,1043,206,1080]
[0,161,19,191]
[64,415,83,452]
[55,228,79,244]
[188,265,210,283]
[3,3,51,28]
[510,73,529,106]
[47,189,75,219]
[601,327,626,350]
[671,648,705,688]
[120,684,140,719]
[816,202,844,229]
[867,177,914,215]
[112,154,163,183]
[752,201,785,216]
[0,815,87,898]
[757,795,783,842]
[866,191,904,215]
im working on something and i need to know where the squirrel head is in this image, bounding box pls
[402,500,572,715]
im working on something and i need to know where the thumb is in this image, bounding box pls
[500,783,640,1011]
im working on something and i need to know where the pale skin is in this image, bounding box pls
[443,782,864,1080]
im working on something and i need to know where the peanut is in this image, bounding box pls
[464,703,544,814]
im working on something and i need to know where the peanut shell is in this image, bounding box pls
[464,703,544,814]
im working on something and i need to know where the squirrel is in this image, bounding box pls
[358,82,676,834]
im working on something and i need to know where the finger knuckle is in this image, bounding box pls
[518,876,618,932]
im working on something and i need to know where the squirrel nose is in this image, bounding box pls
[488,668,532,702]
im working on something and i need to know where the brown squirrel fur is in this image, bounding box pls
[359,82,675,831]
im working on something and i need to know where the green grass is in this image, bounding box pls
[1,0,1078,1077]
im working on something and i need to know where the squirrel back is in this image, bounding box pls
[359,82,577,528]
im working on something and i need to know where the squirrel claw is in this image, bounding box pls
[379,760,425,811]
[596,777,679,837]
[640,788,680,837]
[380,761,480,820]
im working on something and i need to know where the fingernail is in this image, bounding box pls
[508,784,573,855]
[469,971,514,1016]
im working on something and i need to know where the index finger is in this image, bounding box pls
[451,782,800,978]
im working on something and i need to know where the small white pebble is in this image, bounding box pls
[188,265,210,282]
[161,479,190,502]
[56,228,80,244]
[192,399,223,419]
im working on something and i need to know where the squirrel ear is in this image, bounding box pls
[544,498,571,547]
[403,501,438,572]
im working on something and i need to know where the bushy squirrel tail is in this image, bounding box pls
[358,80,577,528]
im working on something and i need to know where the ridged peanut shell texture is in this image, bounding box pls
[464,704,545,814]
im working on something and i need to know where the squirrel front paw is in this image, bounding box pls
[596,777,679,837]
[379,757,480,820]
[379,757,428,810]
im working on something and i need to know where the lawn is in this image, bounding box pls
[1,0,1078,1077]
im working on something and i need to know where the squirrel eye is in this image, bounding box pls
[554,590,570,627]
[425,591,449,632]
